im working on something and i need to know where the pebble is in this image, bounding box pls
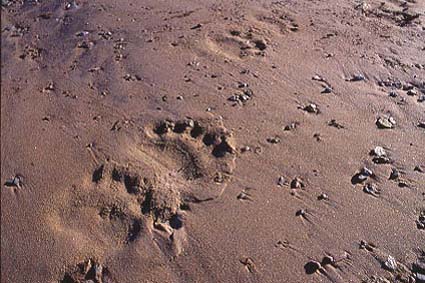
[283,122,299,131]
[350,74,366,81]
[304,260,321,274]
[304,103,319,114]
[318,193,329,200]
[267,136,281,144]
[328,119,344,129]
[376,116,395,129]
[321,255,335,266]
[4,174,23,188]
[418,95,425,103]
[277,176,286,187]
[417,211,425,230]
[191,23,202,30]
[388,91,398,97]
[363,183,380,196]
[371,146,386,157]
[414,165,424,173]
[383,255,397,271]
[240,146,251,153]
[389,168,400,180]
[296,209,306,216]
[312,75,324,81]
[417,273,425,283]
[407,89,417,96]
[361,167,373,177]
[290,177,305,189]
[321,86,333,93]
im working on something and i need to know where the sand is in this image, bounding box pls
[1,0,424,282]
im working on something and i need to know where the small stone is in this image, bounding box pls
[321,86,333,93]
[304,103,319,114]
[388,91,398,97]
[296,209,306,216]
[318,193,329,200]
[407,89,417,96]
[321,255,334,266]
[402,83,414,91]
[361,167,373,177]
[304,260,321,274]
[417,211,425,230]
[328,119,344,129]
[371,146,386,157]
[383,255,397,271]
[363,183,380,196]
[389,168,400,180]
[290,177,304,189]
[418,95,425,103]
[4,174,23,188]
[312,75,324,81]
[240,146,251,153]
[414,165,424,173]
[416,273,425,283]
[191,23,202,30]
[176,95,183,100]
[418,122,425,129]
[376,117,395,129]
[267,136,281,144]
[283,122,299,131]
[350,74,365,81]
[277,176,286,187]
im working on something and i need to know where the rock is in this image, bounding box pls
[414,165,424,173]
[349,74,365,81]
[328,119,344,129]
[267,136,281,144]
[352,167,373,184]
[388,91,398,97]
[389,168,400,180]
[376,116,395,129]
[312,75,324,81]
[290,177,304,189]
[402,83,414,91]
[407,89,417,96]
[191,23,202,30]
[277,176,286,187]
[371,146,386,157]
[303,103,319,114]
[318,193,329,200]
[370,147,390,164]
[416,273,425,283]
[296,209,306,216]
[363,183,380,196]
[417,211,425,230]
[418,122,425,129]
[321,86,333,93]
[240,146,251,153]
[383,255,397,271]
[418,95,425,103]
[413,260,425,274]
[361,167,373,177]
[321,255,335,266]
[283,122,299,131]
[304,260,321,274]
[4,174,23,188]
